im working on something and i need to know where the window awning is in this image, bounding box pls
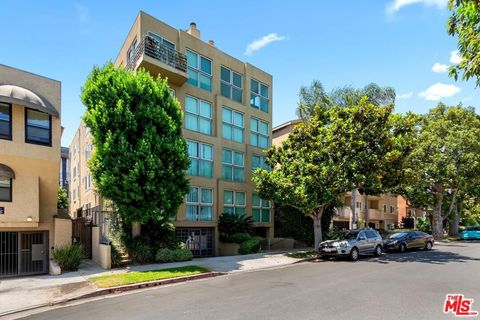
[0,164,15,179]
[0,84,59,117]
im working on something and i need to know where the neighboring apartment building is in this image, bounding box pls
[69,12,273,256]
[0,64,71,277]
[60,146,69,191]
[272,120,399,230]
[397,195,428,225]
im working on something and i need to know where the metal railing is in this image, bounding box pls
[126,35,188,73]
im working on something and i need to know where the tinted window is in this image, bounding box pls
[358,231,366,239]
[25,109,51,145]
[0,103,12,140]
[390,232,408,239]
[366,230,377,239]
[342,231,359,240]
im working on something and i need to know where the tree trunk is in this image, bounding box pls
[132,221,141,238]
[448,201,462,237]
[350,189,357,229]
[364,194,369,227]
[432,195,444,239]
[311,206,325,251]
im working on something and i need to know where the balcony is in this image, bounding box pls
[126,35,188,86]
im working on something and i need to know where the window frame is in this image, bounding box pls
[250,117,270,149]
[222,148,245,182]
[0,102,12,141]
[186,49,212,92]
[252,194,271,222]
[250,79,270,113]
[147,31,175,49]
[25,108,52,147]
[220,66,243,103]
[186,186,213,221]
[127,38,137,64]
[185,95,213,136]
[221,107,244,143]
[252,154,269,171]
[187,140,214,178]
[223,190,246,217]
[0,177,12,202]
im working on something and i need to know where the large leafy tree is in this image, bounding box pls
[447,0,480,86]
[81,64,190,226]
[400,104,480,239]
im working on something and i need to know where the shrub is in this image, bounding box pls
[173,248,193,262]
[239,237,263,255]
[110,243,123,268]
[218,213,254,242]
[230,232,252,244]
[326,227,343,240]
[416,218,432,234]
[52,244,85,272]
[156,248,193,262]
[128,237,154,264]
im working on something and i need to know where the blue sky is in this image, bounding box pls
[1,0,477,146]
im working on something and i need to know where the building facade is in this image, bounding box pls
[60,146,69,191]
[0,64,71,277]
[272,120,399,230]
[69,12,274,256]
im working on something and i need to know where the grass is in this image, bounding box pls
[287,251,319,259]
[89,265,210,288]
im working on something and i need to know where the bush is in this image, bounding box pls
[52,244,85,271]
[129,237,154,264]
[156,248,193,263]
[230,232,252,244]
[326,227,343,240]
[110,243,123,268]
[218,213,254,242]
[416,218,432,234]
[239,237,263,255]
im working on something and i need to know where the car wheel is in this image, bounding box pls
[373,245,382,257]
[399,243,407,253]
[425,241,433,251]
[350,247,359,261]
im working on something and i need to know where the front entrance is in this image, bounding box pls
[0,231,48,278]
[72,218,93,259]
[176,227,214,257]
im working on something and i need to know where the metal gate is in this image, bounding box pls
[72,218,92,259]
[176,227,214,257]
[0,231,48,277]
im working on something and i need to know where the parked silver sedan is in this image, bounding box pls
[319,229,383,261]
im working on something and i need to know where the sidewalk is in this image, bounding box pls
[0,250,306,316]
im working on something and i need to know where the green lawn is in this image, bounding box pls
[89,265,210,288]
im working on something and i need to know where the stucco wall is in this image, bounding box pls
[92,226,111,269]
[54,217,72,247]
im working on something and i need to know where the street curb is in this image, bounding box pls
[0,271,226,318]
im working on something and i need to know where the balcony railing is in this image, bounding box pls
[126,35,187,73]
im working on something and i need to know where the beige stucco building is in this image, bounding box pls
[69,11,274,256]
[272,120,399,231]
[0,64,71,277]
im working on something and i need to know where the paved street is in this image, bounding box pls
[19,242,480,320]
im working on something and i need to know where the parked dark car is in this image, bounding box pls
[383,231,434,252]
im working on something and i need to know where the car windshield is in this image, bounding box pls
[389,232,408,239]
[342,231,359,240]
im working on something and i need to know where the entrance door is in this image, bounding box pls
[72,218,92,259]
[0,232,18,276]
[19,232,48,275]
[176,228,214,257]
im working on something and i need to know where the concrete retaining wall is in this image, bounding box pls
[92,226,111,269]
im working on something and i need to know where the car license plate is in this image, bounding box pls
[323,248,333,252]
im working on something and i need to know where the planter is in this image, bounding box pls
[218,242,240,256]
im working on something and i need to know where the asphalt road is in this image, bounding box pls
[20,241,480,320]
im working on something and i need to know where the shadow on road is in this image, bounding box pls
[368,249,480,265]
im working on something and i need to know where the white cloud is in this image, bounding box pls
[397,92,413,99]
[432,63,449,73]
[450,50,462,64]
[75,3,88,24]
[245,33,286,56]
[419,83,461,101]
[386,0,448,14]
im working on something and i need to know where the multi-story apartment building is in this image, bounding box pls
[272,120,399,230]
[0,64,71,277]
[60,146,69,191]
[69,12,273,256]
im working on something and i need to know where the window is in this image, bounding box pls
[390,206,395,214]
[221,67,243,103]
[356,201,362,209]
[186,49,212,91]
[84,175,92,191]
[252,155,269,170]
[0,177,12,202]
[222,107,244,143]
[186,187,213,221]
[185,96,212,135]
[222,149,244,182]
[187,140,213,178]
[250,79,269,112]
[84,144,93,160]
[250,118,269,149]
[25,108,51,146]
[0,102,12,140]
[127,39,137,64]
[383,204,387,213]
[252,194,270,222]
[147,31,175,49]
[366,230,378,239]
[223,191,246,216]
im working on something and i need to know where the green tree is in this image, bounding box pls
[447,0,480,86]
[57,187,68,209]
[400,104,480,239]
[81,64,190,227]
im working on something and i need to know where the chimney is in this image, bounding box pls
[208,40,215,47]
[187,22,200,39]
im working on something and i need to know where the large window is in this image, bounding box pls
[252,154,269,170]
[185,96,212,135]
[147,31,175,49]
[250,79,269,112]
[252,194,270,222]
[187,140,213,178]
[186,49,212,91]
[0,102,12,140]
[186,187,213,221]
[222,107,244,143]
[221,66,243,103]
[222,149,244,182]
[250,118,269,149]
[127,38,137,64]
[223,191,246,216]
[25,108,51,146]
[0,177,12,202]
